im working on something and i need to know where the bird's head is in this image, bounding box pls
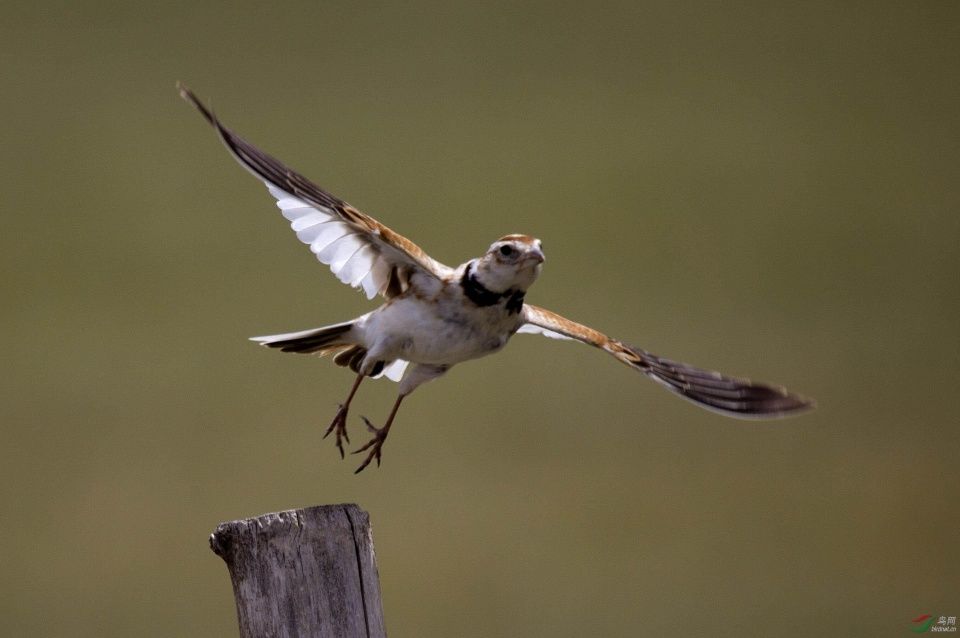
[472,234,545,293]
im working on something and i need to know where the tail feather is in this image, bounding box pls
[251,321,409,382]
[332,345,384,376]
[251,320,354,355]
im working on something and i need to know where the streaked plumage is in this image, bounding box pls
[180,84,814,473]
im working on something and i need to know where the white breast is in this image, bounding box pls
[357,279,522,366]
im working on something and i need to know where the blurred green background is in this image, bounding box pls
[2,1,958,636]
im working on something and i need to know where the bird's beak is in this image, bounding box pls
[529,248,545,264]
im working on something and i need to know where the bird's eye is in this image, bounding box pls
[499,245,514,257]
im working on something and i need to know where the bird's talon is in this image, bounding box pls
[324,405,351,459]
[351,440,374,454]
[352,420,389,472]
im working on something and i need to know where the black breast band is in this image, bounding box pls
[460,262,525,314]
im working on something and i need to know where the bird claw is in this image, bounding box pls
[324,404,351,459]
[352,416,388,473]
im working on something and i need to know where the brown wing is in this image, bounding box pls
[519,304,814,418]
[179,84,452,299]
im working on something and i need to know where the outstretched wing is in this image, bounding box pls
[519,304,814,418]
[179,84,453,299]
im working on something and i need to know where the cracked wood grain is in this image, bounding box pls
[210,504,386,638]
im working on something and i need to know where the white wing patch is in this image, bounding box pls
[265,182,389,299]
[516,323,575,341]
[361,258,390,299]
[377,359,409,382]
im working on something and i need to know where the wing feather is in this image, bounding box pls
[515,323,574,341]
[337,244,378,286]
[519,304,814,419]
[179,84,453,299]
[361,258,391,299]
[379,359,409,382]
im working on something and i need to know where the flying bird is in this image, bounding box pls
[179,84,814,473]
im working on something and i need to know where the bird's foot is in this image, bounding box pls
[323,404,351,459]
[352,417,390,473]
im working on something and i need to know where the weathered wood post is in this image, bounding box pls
[210,503,386,638]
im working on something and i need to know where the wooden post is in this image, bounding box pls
[210,503,386,638]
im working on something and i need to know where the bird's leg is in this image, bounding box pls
[352,393,406,473]
[325,372,365,459]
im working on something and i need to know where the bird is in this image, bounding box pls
[178,84,814,473]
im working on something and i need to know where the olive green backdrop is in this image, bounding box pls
[2,2,957,636]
